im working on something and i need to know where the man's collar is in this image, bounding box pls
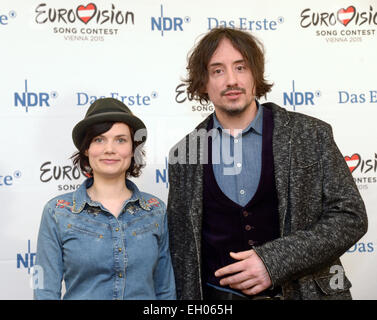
[212,100,263,136]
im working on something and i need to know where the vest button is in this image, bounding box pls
[245,224,252,231]
[243,210,249,217]
[248,240,255,246]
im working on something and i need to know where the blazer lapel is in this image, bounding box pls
[186,115,212,264]
[265,103,293,236]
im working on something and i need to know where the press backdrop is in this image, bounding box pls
[0,0,376,299]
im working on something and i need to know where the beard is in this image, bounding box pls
[215,86,256,116]
[215,96,255,116]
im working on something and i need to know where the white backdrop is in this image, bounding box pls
[0,0,376,299]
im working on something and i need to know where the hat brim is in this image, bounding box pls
[72,112,147,149]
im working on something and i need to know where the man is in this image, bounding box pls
[167,27,367,300]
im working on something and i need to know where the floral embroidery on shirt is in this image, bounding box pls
[147,198,160,208]
[139,198,154,211]
[126,204,139,215]
[56,200,73,210]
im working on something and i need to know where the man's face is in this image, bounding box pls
[205,38,256,116]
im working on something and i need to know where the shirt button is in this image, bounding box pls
[236,163,242,168]
[245,225,252,231]
[240,189,245,195]
[234,139,239,143]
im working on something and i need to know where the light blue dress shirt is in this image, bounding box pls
[212,102,263,207]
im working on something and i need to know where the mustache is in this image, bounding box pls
[220,87,246,96]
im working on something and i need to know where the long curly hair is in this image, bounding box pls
[185,27,273,105]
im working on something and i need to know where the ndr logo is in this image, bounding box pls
[17,240,36,274]
[0,10,16,25]
[151,5,190,36]
[283,80,321,111]
[14,80,58,113]
[156,157,169,188]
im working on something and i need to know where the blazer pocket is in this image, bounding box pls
[294,160,319,170]
[291,160,320,188]
[314,275,352,295]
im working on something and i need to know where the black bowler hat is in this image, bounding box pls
[72,97,147,149]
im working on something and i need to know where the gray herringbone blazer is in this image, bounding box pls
[167,102,367,300]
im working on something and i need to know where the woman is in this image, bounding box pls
[34,98,176,299]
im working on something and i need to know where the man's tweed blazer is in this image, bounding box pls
[167,102,368,300]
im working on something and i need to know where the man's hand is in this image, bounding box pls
[214,249,272,295]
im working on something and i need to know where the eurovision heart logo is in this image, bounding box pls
[337,6,356,26]
[344,153,361,173]
[76,3,97,24]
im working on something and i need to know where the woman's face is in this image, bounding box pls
[86,122,133,180]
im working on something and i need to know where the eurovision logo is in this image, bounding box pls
[345,152,377,190]
[300,5,377,43]
[345,153,377,174]
[40,161,86,192]
[35,3,135,42]
[345,154,360,173]
[77,3,96,24]
[338,6,356,26]
[175,83,214,116]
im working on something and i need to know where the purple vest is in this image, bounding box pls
[202,107,280,292]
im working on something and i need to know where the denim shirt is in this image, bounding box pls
[212,102,263,207]
[34,178,176,300]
